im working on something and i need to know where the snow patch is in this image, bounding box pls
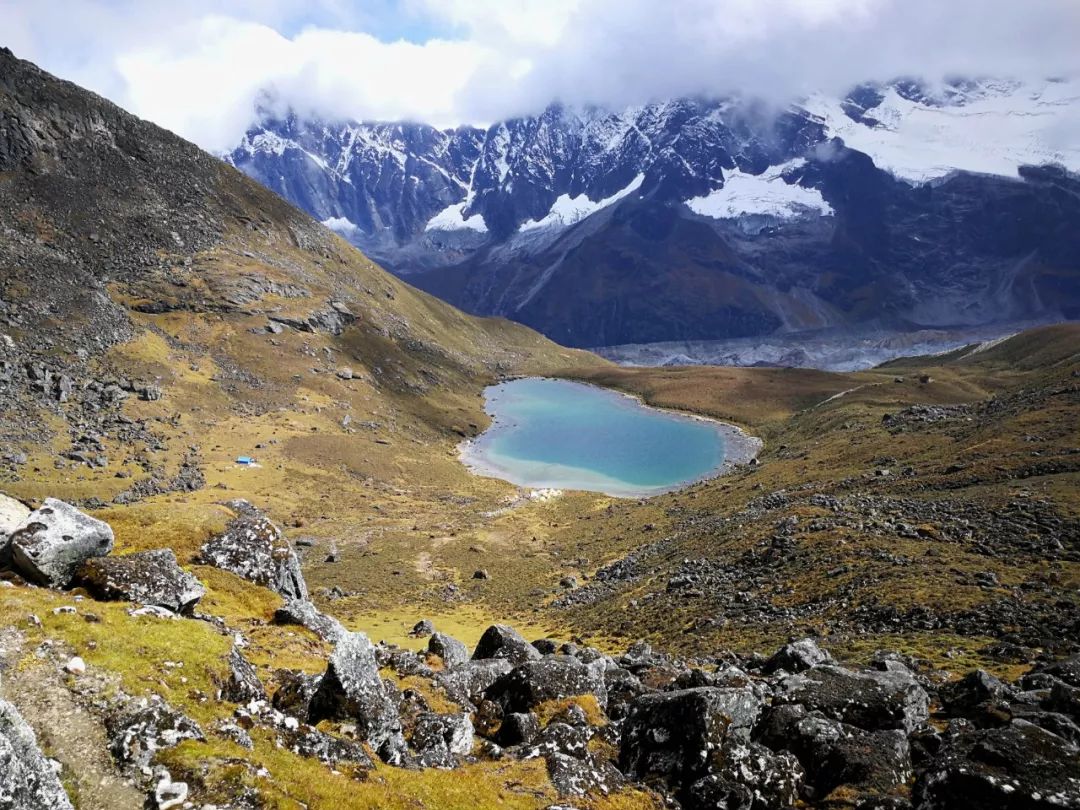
[321,216,360,237]
[520,174,644,232]
[686,160,833,220]
[804,76,1080,183]
[425,202,488,233]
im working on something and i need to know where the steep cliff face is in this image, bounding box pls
[226,77,1080,348]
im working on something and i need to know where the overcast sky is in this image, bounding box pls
[4,0,1079,151]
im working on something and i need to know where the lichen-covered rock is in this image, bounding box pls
[484,656,608,713]
[75,549,205,614]
[273,599,346,643]
[221,646,266,704]
[762,638,833,674]
[472,625,542,666]
[0,698,75,810]
[711,741,804,809]
[546,751,625,797]
[525,722,592,760]
[283,726,373,769]
[308,632,405,756]
[428,632,469,668]
[105,695,204,769]
[1025,654,1080,690]
[619,687,763,787]
[9,498,114,587]
[434,659,514,709]
[410,712,473,768]
[200,500,307,600]
[774,664,930,733]
[683,775,754,810]
[913,719,1080,809]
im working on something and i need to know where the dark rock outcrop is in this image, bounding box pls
[484,656,608,713]
[271,670,323,721]
[410,712,473,768]
[913,720,1080,809]
[221,646,266,704]
[472,625,542,666]
[434,660,514,710]
[773,664,930,733]
[619,687,762,787]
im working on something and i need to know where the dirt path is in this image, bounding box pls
[0,630,144,810]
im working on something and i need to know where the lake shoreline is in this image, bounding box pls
[460,376,762,498]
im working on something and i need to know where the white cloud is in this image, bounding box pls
[2,0,1078,151]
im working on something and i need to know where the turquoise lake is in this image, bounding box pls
[461,377,729,497]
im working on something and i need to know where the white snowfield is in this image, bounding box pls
[686,159,833,220]
[519,173,645,232]
[804,76,1080,184]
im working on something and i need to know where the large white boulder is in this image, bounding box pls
[8,498,114,588]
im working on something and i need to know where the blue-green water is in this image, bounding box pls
[461,377,728,497]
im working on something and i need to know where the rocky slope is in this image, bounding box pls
[226,77,1080,349]
[4,497,1080,810]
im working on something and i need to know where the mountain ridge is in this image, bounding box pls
[226,75,1080,349]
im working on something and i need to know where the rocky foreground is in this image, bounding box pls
[2,495,1079,809]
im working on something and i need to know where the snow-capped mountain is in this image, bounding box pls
[224,77,1080,349]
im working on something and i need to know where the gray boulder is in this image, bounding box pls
[484,656,608,713]
[428,632,470,668]
[774,664,930,733]
[472,625,542,666]
[273,599,346,644]
[9,498,114,587]
[435,659,514,709]
[0,493,31,569]
[75,549,205,614]
[200,500,307,600]
[762,638,833,674]
[308,632,405,756]
[0,698,75,810]
[619,687,763,787]
[496,712,541,746]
